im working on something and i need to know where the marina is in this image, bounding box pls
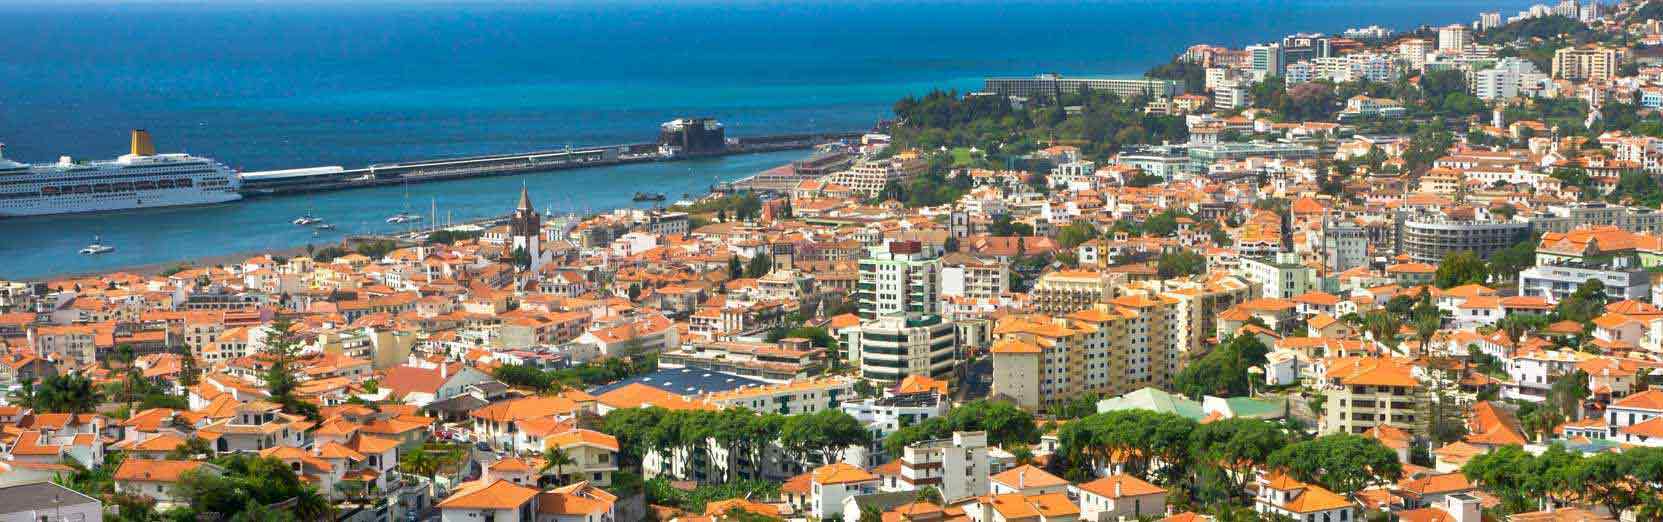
[0,149,812,280]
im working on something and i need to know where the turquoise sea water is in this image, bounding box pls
[0,0,1538,279]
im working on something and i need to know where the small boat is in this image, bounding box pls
[386,212,422,224]
[315,223,336,230]
[632,192,666,202]
[79,236,114,255]
[293,214,321,225]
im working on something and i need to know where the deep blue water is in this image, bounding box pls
[0,0,1538,279]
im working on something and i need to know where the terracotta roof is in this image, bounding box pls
[704,499,781,518]
[1397,472,1473,497]
[114,459,205,483]
[990,464,1068,490]
[811,463,877,485]
[545,429,620,451]
[1076,474,1165,499]
[1614,389,1663,411]
[438,479,541,509]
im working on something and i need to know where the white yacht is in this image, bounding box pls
[293,214,321,225]
[0,130,240,218]
[79,236,114,255]
[386,212,422,224]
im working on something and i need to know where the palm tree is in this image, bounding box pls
[1412,307,1441,358]
[400,448,439,485]
[9,378,35,408]
[290,486,336,522]
[540,446,576,486]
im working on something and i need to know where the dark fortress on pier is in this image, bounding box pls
[659,117,726,156]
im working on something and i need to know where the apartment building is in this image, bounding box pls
[1320,357,1430,436]
[894,431,990,502]
[824,153,928,198]
[990,295,1182,410]
[940,253,1010,300]
[1237,252,1317,299]
[1030,270,1116,314]
[846,313,958,384]
[856,241,942,320]
[1552,45,1622,81]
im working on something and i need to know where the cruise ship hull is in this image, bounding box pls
[0,189,242,218]
[0,130,242,218]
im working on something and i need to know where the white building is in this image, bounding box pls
[0,482,103,522]
[1238,252,1317,299]
[1437,24,1471,51]
[1074,474,1167,521]
[894,431,990,502]
[809,463,880,520]
[1474,58,1546,101]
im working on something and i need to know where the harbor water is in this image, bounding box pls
[0,0,1542,279]
[0,151,807,279]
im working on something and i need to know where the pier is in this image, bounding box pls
[239,131,865,197]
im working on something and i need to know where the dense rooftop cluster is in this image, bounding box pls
[20,1,1663,522]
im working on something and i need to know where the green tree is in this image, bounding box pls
[259,320,317,419]
[1189,418,1292,495]
[1172,335,1270,398]
[1555,278,1608,324]
[744,253,773,278]
[1057,221,1098,249]
[540,446,577,486]
[1268,434,1403,499]
[1433,251,1488,288]
[1157,249,1207,278]
[728,255,744,280]
[32,373,100,413]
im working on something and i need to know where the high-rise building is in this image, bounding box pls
[1475,57,1545,100]
[1396,213,1531,264]
[1437,24,1472,52]
[849,241,957,384]
[1280,33,1332,66]
[1478,11,1502,30]
[1553,45,1622,81]
[1247,43,1283,78]
[824,153,929,198]
[1320,357,1429,436]
[855,241,942,320]
[847,313,958,384]
[1321,220,1369,275]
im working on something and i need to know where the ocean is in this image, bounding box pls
[0,0,1539,279]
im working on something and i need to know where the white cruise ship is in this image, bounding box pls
[0,130,241,218]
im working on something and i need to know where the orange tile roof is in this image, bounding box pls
[545,429,620,452]
[471,395,583,422]
[437,479,541,510]
[990,464,1069,490]
[1076,474,1165,499]
[114,459,205,483]
[1613,389,1663,411]
[811,462,878,485]
[1397,472,1474,497]
[704,499,781,518]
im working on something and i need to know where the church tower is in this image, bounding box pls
[511,186,542,271]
